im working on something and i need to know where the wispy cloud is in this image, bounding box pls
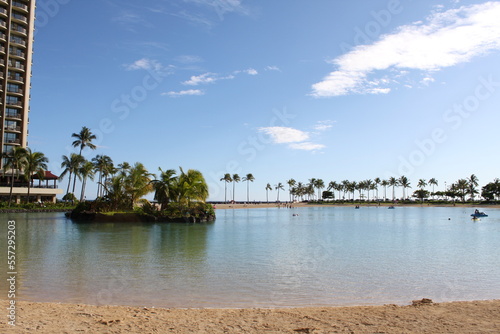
[313,120,336,132]
[265,66,281,71]
[312,1,500,97]
[289,142,326,151]
[258,126,325,152]
[124,58,175,77]
[175,55,204,64]
[163,89,205,97]
[183,0,249,19]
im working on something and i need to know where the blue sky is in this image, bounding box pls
[28,0,500,201]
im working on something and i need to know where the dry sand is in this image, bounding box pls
[1,299,499,333]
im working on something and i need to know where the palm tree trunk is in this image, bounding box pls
[80,177,87,201]
[8,172,15,207]
[66,171,72,195]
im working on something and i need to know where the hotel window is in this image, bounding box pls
[4,132,19,143]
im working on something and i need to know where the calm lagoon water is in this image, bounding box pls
[1,206,500,308]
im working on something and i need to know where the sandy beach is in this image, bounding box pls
[2,299,499,333]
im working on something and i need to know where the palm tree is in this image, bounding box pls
[342,180,350,200]
[417,179,427,190]
[399,176,411,200]
[428,178,438,199]
[265,183,272,203]
[71,126,97,195]
[275,182,285,202]
[314,179,325,200]
[455,179,469,202]
[176,167,209,205]
[79,160,95,201]
[232,174,240,202]
[381,179,388,201]
[287,178,296,202]
[122,162,153,208]
[92,155,113,198]
[374,177,381,200]
[220,173,232,203]
[60,153,84,197]
[388,177,399,201]
[365,179,374,201]
[2,147,27,206]
[151,168,177,209]
[468,174,479,201]
[72,126,97,155]
[23,148,49,203]
[242,173,255,203]
[117,162,131,177]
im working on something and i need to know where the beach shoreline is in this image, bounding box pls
[2,299,499,333]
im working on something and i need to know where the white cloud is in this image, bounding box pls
[289,142,326,151]
[265,66,280,71]
[244,68,258,75]
[163,89,205,97]
[312,2,500,97]
[125,58,162,71]
[258,127,309,144]
[182,72,218,85]
[313,120,335,132]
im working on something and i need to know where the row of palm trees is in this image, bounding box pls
[1,147,49,206]
[216,169,500,204]
[220,173,255,203]
[259,175,489,203]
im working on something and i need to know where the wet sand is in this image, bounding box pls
[1,299,499,333]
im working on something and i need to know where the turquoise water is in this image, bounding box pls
[1,206,499,308]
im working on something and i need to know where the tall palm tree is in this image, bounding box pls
[455,179,469,202]
[220,173,232,203]
[374,177,381,200]
[315,179,325,200]
[117,162,131,177]
[60,153,84,197]
[23,148,49,203]
[388,177,399,201]
[242,173,255,203]
[287,178,296,202]
[428,178,438,199]
[381,179,388,201]
[232,174,240,202]
[417,179,427,190]
[265,183,272,203]
[2,147,27,206]
[79,160,95,201]
[399,176,411,200]
[365,179,374,201]
[92,155,113,198]
[275,182,284,202]
[468,174,479,201]
[71,126,97,195]
[72,126,97,155]
[151,168,177,209]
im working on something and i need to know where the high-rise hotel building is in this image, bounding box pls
[0,1,62,203]
[0,0,35,163]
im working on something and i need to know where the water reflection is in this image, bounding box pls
[1,207,499,308]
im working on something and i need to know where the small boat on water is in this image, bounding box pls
[471,210,488,218]
[388,206,395,209]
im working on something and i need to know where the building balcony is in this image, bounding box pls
[7,75,24,82]
[6,112,22,119]
[8,63,25,71]
[13,2,29,13]
[5,139,21,145]
[4,126,21,132]
[6,100,23,107]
